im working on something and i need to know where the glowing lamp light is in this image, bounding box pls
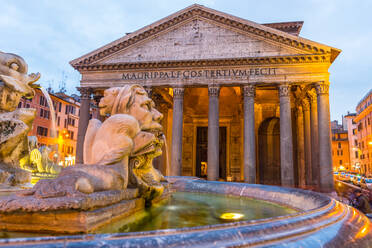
[219,212,244,220]
[368,141,372,146]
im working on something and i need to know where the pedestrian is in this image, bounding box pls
[347,189,357,206]
[353,189,372,214]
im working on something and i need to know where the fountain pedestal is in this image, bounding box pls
[0,186,170,233]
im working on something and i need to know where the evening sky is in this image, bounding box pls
[1,0,371,121]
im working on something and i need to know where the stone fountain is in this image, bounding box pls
[0,52,371,247]
[0,79,168,232]
[0,52,61,188]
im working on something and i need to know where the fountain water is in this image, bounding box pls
[39,87,57,139]
[162,134,170,176]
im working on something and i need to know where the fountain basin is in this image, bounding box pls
[0,176,371,247]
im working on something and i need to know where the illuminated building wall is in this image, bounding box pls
[331,127,351,172]
[18,88,98,166]
[354,89,372,176]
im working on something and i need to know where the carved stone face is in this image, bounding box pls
[99,85,164,157]
[98,87,118,116]
[99,86,163,132]
[127,88,163,132]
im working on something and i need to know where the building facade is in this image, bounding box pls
[18,88,80,166]
[354,89,372,176]
[71,5,340,191]
[344,113,360,172]
[18,88,100,166]
[331,121,351,171]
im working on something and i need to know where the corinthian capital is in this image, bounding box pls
[302,99,310,111]
[173,87,184,99]
[242,85,255,98]
[77,87,92,99]
[208,85,220,97]
[278,84,291,97]
[315,81,329,95]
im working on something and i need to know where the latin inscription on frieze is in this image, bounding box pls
[122,68,277,80]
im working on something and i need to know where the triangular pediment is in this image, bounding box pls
[70,4,340,68]
[97,18,305,64]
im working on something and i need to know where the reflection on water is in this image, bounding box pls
[97,192,297,234]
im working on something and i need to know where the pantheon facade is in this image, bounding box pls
[71,5,340,192]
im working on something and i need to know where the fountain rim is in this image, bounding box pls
[0,176,370,248]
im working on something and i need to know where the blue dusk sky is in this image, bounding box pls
[1,0,371,121]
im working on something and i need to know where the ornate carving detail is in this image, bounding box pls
[208,85,220,97]
[71,6,329,68]
[315,82,329,95]
[74,54,331,71]
[307,89,317,103]
[278,84,291,97]
[173,87,184,98]
[242,85,255,98]
[78,87,92,99]
[302,99,310,111]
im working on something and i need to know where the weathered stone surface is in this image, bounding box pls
[100,19,299,64]
[0,163,30,185]
[0,188,139,212]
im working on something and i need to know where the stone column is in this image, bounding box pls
[76,87,92,164]
[243,85,256,183]
[170,87,184,176]
[316,82,334,192]
[302,100,312,186]
[208,85,220,181]
[296,105,305,187]
[278,84,294,187]
[309,92,319,187]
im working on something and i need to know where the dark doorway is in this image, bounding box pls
[196,126,227,179]
[258,118,281,185]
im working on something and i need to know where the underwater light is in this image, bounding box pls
[219,212,244,220]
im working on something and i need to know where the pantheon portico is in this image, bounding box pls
[70,5,340,192]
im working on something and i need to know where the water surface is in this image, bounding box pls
[97,191,297,233]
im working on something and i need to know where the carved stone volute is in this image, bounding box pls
[208,85,220,97]
[278,84,291,97]
[173,87,184,99]
[242,85,255,98]
[315,81,329,95]
[77,87,92,100]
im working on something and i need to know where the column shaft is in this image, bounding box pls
[243,85,256,183]
[279,85,294,187]
[76,87,92,164]
[207,85,220,181]
[296,106,306,187]
[303,100,312,186]
[310,95,320,187]
[316,82,334,192]
[170,87,184,176]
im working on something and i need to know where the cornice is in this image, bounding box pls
[70,5,340,68]
[262,21,304,36]
[75,54,331,72]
